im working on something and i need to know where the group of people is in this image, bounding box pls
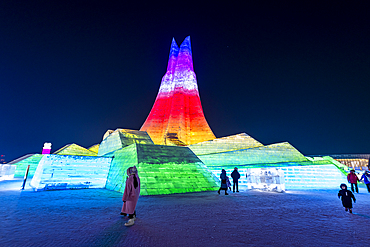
[346,169,370,193]
[217,167,241,195]
[216,167,369,215]
[338,170,370,214]
[119,166,370,226]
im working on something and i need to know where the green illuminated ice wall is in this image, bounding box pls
[105,143,219,195]
[196,142,308,167]
[188,134,311,168]
[189,133,264,156]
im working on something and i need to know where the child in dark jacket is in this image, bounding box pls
[226,177,232,191]
[338,183,356,213]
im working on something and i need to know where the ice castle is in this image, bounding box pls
[10,37,348,194]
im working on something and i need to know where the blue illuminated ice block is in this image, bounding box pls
[30,155,112,191]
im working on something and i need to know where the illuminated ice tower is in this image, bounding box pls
[141,36,216,145]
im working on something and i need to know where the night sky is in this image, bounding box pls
[1,1,369,162]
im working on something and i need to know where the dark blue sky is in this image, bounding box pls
[1,1,369,161]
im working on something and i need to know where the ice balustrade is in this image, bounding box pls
[0,164,16,180]
[209,164,347,192]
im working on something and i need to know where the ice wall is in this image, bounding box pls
[30,155,112,191]
[281,164,347,189]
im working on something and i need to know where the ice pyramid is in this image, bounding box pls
[105,143,218,195]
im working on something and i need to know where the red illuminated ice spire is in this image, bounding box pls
[140,36,216,145]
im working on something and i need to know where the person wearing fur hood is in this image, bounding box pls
[121,166,140,226]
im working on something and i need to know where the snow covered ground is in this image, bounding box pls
[1,178,370,246]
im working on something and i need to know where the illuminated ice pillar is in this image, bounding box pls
[41,143,52,154]
[140,36,216,145]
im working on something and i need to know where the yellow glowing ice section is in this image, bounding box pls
[98,129,154,156]
[88,144,99,154]
[188,133,264,155]
[53,144,97,156]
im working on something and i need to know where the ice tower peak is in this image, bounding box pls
[167,38,179,71]
[169,38,179,56]
[177,36,193,71]
[179,36,192,53]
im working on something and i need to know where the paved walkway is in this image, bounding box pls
[1,178,370,246]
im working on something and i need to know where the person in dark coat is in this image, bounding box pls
[217,169,229,195]
[338,183,356,213]
[347,170,359,193]
[231,167,241,193]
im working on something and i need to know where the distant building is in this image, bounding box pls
[309,154,370,171]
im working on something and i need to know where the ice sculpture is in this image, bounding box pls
[246,168,285,192]
[140,36,216,146]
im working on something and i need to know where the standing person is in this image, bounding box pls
[360,171,370,193]
[338,183,356,213]
[347,170,359,193]
[231,167,240,193]
[120,166,140,226]
[217,169,229,195]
